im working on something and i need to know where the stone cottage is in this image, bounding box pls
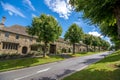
[0,17,37,54]
[0,17,87,54]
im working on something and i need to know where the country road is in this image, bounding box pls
[0,51,113,80]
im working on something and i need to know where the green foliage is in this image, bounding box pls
[64,23,83,44]
[70,0,116,25]
[27,14,62,57]
[64,23,84,54]
[0,53,38,60]
[27,14,62,43]
[69,0,120,48]
[83,34,110,51]
[0,55,64,72]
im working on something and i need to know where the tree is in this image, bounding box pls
[97,37,104,51]
[92,36,100,52]
[99,22,120,49]
[27,14,62,57]
[69,0,120,39]
[64,23,83,54]
[83,34,94,52]
[100,39,110,50]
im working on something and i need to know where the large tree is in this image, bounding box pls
[64,23,83,54]
[27,14,62,57]
[100,22,120,48]
[92,36,100,52]
[83,34,94,52]
[69,0,120,39]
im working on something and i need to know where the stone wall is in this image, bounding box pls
[0,30,36,54]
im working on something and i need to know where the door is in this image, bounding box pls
[22,46,28,54]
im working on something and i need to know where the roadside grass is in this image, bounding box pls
[71,51,101,57]
[63,50,120,80]
[0,55,64,72]
[0,51,103,72]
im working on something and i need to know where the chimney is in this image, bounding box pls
[0,16,6,28]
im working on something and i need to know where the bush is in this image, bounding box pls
[61,48,67,53]
[0,53,8,59]
[57,50,61,54]
[115,63,120,68]
[0,52,37,60]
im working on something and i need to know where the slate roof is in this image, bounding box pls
[0,24,36,38]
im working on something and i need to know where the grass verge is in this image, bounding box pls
[0,55,64,72]
[71,51,101,57]
[63,50,120,80]
[0,51,103,72]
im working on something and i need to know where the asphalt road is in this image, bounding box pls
[0,51,113,80]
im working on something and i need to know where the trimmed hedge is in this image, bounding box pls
[0,52,41,60]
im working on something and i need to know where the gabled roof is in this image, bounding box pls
[0,25,36,38]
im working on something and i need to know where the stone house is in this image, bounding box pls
[0,17,37,54]
[50,38,87,54]
[0,17,87,54]
[50,38,72,54]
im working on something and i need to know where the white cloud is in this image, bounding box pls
[23,0,35,11]
[31,13,36,17]
[44,0,72,19]
[1,1,25,18]
[88,31,103,37]
[8,11,13,16]
[104,37,112,45]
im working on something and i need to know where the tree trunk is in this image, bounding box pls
[99,46,101,52]
[94,46,95,52]
[43,42,47,57]
[86,45,89,52]
[114,4,120,39]
[73,43,75,54]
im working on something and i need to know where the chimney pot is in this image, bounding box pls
[1,16,6,24]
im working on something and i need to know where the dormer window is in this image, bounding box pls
[5,32,9,38]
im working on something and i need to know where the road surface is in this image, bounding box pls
[0,51,112,80]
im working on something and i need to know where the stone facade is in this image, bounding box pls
[50,38,87,54]
[0,24,36,54]
[0,17,87,54]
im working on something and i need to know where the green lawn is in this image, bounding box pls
[63,50,120,80]
[0,55,64,72]
[71,51,101,57]
[0,51,103,72]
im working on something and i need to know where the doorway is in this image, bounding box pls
[22,46,28,54]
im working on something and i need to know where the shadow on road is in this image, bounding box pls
[56,69,74,78]
[31,77,56,80]
[31,69,75,80]
[82,58,101,65]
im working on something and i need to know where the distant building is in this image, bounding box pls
[50,38,87,54]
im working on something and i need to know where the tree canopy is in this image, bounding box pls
[64,23,83,54]
[83,34,110,51]
[69,0,120,44]
[27,14,62,57]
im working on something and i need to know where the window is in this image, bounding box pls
[2,42,18,50]
[29,38,33,42]
[31,46,38,51]
[5,32,9,38]
[16,34,19,39]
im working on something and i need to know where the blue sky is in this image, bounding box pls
[0,0,110,43]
